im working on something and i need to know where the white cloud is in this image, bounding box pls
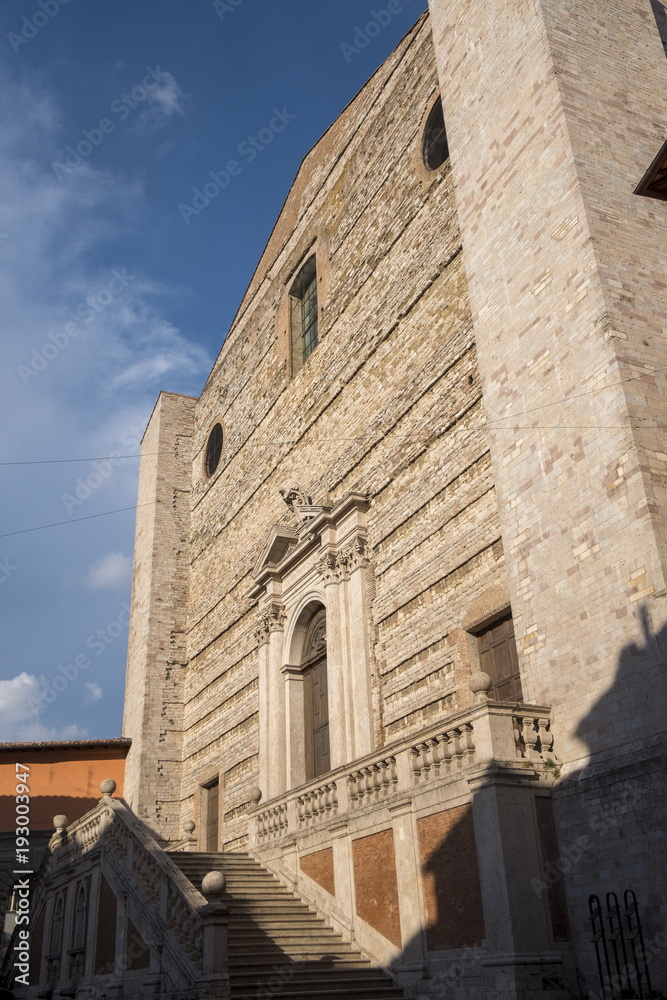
[85,682,103,703]
[136,71,189,133]
[84,553,132,590]
[0,673,89,742]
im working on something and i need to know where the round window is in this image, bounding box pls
[204,423,223,479]
[422,97,449,171]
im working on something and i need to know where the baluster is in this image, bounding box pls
[450,729,462,768]
[427,737,442,775]
[348,772,358,806]
[524,718,540,759]
[331,781,338,813]
[370,763,381,799]
[537,717,554,757]
[388,755,398,790]
[410,746,422,782]
[461,723,475,758]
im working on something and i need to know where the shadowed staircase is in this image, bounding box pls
[169,851,408,1000]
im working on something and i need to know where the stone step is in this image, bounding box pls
[168,852,406,1000]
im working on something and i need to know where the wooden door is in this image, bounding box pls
[304,657,330,781]
[205,781,219,852]
[477,615,523,701]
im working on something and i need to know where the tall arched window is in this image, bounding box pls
[73,883,87,949]
[302,607,330,780]
[289,255,318,376]
[51,894,64,956]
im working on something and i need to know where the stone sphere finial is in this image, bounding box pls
[183,820,196,836]
[248,786,262,805]
[100,778,117,798]
[53,814,68,832]
[202,871,225,899]
[469,670,492,703]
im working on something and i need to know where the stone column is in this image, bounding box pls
[256,603,287,800]
[342,539,374,760]
[319,552,348,769]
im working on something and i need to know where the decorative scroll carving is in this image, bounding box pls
[254,603,287,644]
[279,483,317,522]
[304,610,326,658]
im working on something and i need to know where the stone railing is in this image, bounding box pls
[250,700,556,846]
[14,781,230,1000]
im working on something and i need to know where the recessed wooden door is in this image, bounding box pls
[477,615,523,701]
[205,781,219,852]
[304,657,330,781]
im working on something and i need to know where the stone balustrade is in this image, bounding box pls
[14,780,230,999]
[250,700,556,846]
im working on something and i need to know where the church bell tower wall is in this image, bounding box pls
[122,391,195,841]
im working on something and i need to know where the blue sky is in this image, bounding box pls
[0,0,427,741]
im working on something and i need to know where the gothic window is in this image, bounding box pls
[204,423,223,478]
[474,613,523,702]
[422,97,449,171]
[290,255,318,376]
[302,608,330,781]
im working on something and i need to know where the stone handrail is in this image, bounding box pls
[251,700,556,845]
[19,785,230,997]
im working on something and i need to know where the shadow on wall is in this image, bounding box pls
[553,605,667,1000]
[650,0,667,56]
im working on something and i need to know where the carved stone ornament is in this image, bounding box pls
[337,538,369,578]
[318,552,341,586]
[279,484,312,517]
[254,603,287,644]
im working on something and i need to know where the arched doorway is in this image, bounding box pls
[301,608,330,781]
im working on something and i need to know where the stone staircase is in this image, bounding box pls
[169,851,408,1000]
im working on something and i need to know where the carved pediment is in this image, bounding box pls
[253,524,299,578]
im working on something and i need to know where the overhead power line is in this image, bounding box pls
[0,501,160,540]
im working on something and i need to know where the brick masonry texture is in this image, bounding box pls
[300,847,335,898]
[120,3,667,993]
[352,829,402,949]
[124,15,509,850]
[417,804,485,951]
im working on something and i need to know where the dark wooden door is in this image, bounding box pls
[477,615,523,701]
[206,782,219,852]
[304,657,330,781]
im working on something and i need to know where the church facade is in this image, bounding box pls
[5,2,667,998]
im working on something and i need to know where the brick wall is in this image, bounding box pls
[417,804,485,951]
[300,847,335,897]
[352,829,402,949]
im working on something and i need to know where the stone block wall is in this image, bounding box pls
[170,15,509,851]
[122,392,195,839]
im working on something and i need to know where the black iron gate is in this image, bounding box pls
[589,891,654,999]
